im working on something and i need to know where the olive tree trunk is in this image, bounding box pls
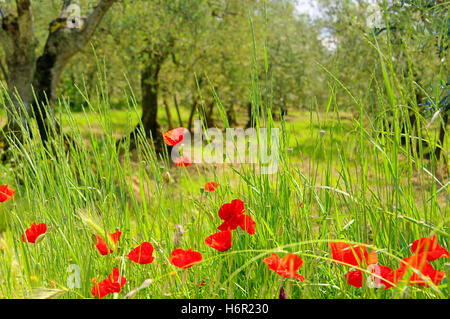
[0,0,117,147]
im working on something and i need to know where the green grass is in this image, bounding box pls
[0,101,448,299]
[0,41,448,299]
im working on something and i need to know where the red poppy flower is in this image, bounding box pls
[238,214,256,235]
[329,242,378,267]
[107,267,127,292]
[127,242,154,264]
[205,230,232,252]
[95,231,122,255]
[174,156,192,167]
[204,181,219,192]
[21,222,47,243]
[163,127,185,146]
[394,253,445,287]
[263,253,305,281]
[0,184,15,202]
[169,248,202,269]
[344,269,363,288]
[217,199,256,235]
[91,267,127,299]
[91,279,112,299]
[345,264,395,289]
[411,235,449,261]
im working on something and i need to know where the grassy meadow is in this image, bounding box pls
[0,0,448,300]
[0,65,448,300]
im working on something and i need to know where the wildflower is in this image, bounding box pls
[345,264,395,289]
[163,127,185,146]
[205,230,232,252]
[174,156,192,167]
[22,222,47,244]
[91,280,111,299]
[329,241,394,289]
[127,242,155,264]
[263,253,305,281]
[0,184,15,202]
[394,253,445,287]
[169,248,202,269]
[91,268,126,299]
[329,242,378,267]
[204,182,219,192]
[217,199,256,235]
[410,235,449,261]
[95,231,122,255]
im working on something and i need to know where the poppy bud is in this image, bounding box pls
[279,287,286,299]
[162,171,172,183]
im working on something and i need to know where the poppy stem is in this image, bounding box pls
[182,269,187,286]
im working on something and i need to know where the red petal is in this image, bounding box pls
[127,242,155,264]
[109,231,122,244]
[263,253,305,280]
[329,242,378,267]
[108,267,127,292]
[217,214,241,232]
[218,199,245,221]
[367,264,396,289]
[91,268,127,298]
[174,156,192,167]
[205,231,232,252]
[263,253,281,272]
[345,270,363,287]
[0,184,15,202]
[395,254,446,287]
[163,127,185,146]
[169,248,202,269]
[95,235,111,255]
[239,214,256,235]
[91,280,111,299]
[411,235,449,261]
[95,231,121,255]
[22,222,47,243]
[280,254,303,274]
[204,182,219,192]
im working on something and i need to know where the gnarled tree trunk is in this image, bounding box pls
[0,0,117,151]
[0,0,36,140]
[124,49,168,153]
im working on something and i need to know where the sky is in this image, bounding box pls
[294,0,323,19]
[294,1,338,50]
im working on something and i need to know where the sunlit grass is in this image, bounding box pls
[0,93,448,298]
[0,27,448,298]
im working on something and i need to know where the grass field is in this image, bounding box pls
[0,58,449,299]
[0,103,448,299]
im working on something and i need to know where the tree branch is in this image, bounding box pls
[78,0,117,42]
[60,0,79,17]
[16,0,31,17]
[0,59,8,82]
[0,5,7,21]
